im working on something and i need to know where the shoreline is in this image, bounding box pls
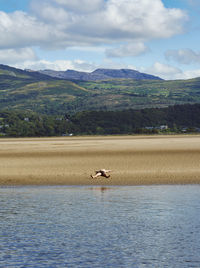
[1,184,200,188]
[0,135,200,186]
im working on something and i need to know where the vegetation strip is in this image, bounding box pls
[0,104,200,137]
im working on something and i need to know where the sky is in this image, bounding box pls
[0,0,200,80]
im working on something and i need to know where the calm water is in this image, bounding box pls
[0,185,200,268]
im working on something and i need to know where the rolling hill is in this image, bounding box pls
[0,64,200,114]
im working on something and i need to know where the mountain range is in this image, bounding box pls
[0,64,200,115]
[38,68,163,81]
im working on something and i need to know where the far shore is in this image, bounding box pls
[0,135,200,186]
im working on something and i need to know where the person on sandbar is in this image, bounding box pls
[91,169,112,179]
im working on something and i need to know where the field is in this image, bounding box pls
[0,135,200,185]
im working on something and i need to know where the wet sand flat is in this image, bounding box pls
[0,135,200,185]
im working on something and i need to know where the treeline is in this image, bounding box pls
[1,104,200,137]
[69,104,200,134]
[0,111,73,137]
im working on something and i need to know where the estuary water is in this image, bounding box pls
[0,185,200,268]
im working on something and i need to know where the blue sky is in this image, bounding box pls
[0,0,200,79]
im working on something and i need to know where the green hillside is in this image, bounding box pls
[77,78,200,110]
[0,65,91,114]
[0,64,200,114]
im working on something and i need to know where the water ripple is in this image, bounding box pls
[0,185,200,267]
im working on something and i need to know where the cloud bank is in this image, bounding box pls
[1,0,197,80]
[0,48,37,65]
[145,62,200,80]
[14,59,99,72]
[0,0,187,51]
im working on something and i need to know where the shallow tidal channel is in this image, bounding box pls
[0,185,200,267]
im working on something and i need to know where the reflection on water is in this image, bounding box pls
[91,186,111,193]
[0,185,200,267]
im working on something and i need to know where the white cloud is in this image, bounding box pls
[179,69,200,79]
[0,11,66,49]
[145,61,200,80]
[14,60,74,71]
[0,48,37,64]
[106,43,149,58]
[0,0,187,51]
[146,62,182,80]
[102,0,187,40]
[165,49,200,64]
[14,59,98,72]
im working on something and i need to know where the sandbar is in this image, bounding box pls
[0,135,200,185]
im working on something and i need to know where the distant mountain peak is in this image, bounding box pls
[39,68,163,81]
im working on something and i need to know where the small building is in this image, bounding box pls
[159,125,168,130]
[62,133,74,137]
